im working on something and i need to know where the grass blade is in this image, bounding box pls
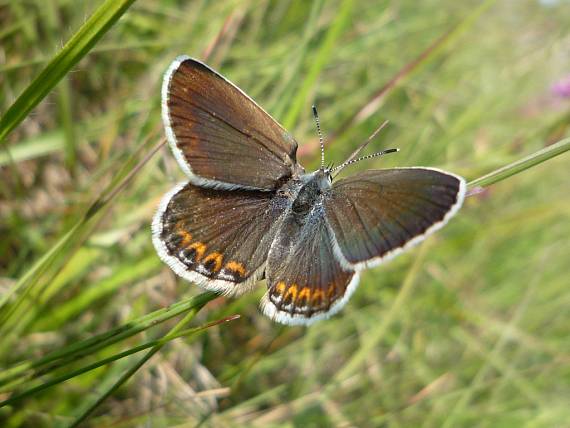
[0,137,163,332]
[0,315,239,410]
[0,0,137,143]
[0,131,64,166]
[467,137,570,190]
[67,309,207,427]
[0,292,218,389]
[332,241,430,382]
[282,0,353,129]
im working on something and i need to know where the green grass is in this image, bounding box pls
[1,0,569,426]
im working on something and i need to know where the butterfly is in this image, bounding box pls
[152,56,466,326]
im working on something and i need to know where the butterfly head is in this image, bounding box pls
[299,168,332,192]
[315,167,333,188]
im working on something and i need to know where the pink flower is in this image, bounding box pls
[552,75,570,98]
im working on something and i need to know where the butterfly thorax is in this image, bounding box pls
[289,169,332,218]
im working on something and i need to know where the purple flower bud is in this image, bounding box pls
[552,75,570,98]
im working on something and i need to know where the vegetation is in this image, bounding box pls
[1,0,569,426]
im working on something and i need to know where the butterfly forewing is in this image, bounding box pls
[262,206,358,325]
[163,56,302,190]
[324,168,466,269]
[152,182,290,295]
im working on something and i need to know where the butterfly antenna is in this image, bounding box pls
[342,120,389,166]
[332,120,397,176]
[312,105,325,169]
[332,148,399,177]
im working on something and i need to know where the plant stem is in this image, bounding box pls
[468,137,570,189]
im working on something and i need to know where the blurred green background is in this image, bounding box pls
[1,0,569,426]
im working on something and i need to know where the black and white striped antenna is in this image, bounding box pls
[312,105,326,169]
[332,120,398,176]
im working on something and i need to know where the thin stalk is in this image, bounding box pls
[467,137,570,190]
[0,292,217,388]
[0,315,239,409]
[67,308,202,427]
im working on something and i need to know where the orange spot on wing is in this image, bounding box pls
[188,242,206,261]
[180,231,193,246]
[327,284,336,298]
[298,287,311,303]
[284,284,298,302]
[312,289,324,304]
[203,252,223,272]
[276,282,286,294]
[175,222,193,246]
[225,261,246,277]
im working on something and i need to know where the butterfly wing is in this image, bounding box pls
[262,207,358,325]
[162,56,302,191]
[324,167,466,269]
[152,182,290,295]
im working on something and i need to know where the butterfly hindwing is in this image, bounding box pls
[162,56,303,191]
[324,167,466,269]
[152,182,290,295]
[262,204,358,325]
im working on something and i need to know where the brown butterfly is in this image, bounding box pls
[152,56,466,325]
